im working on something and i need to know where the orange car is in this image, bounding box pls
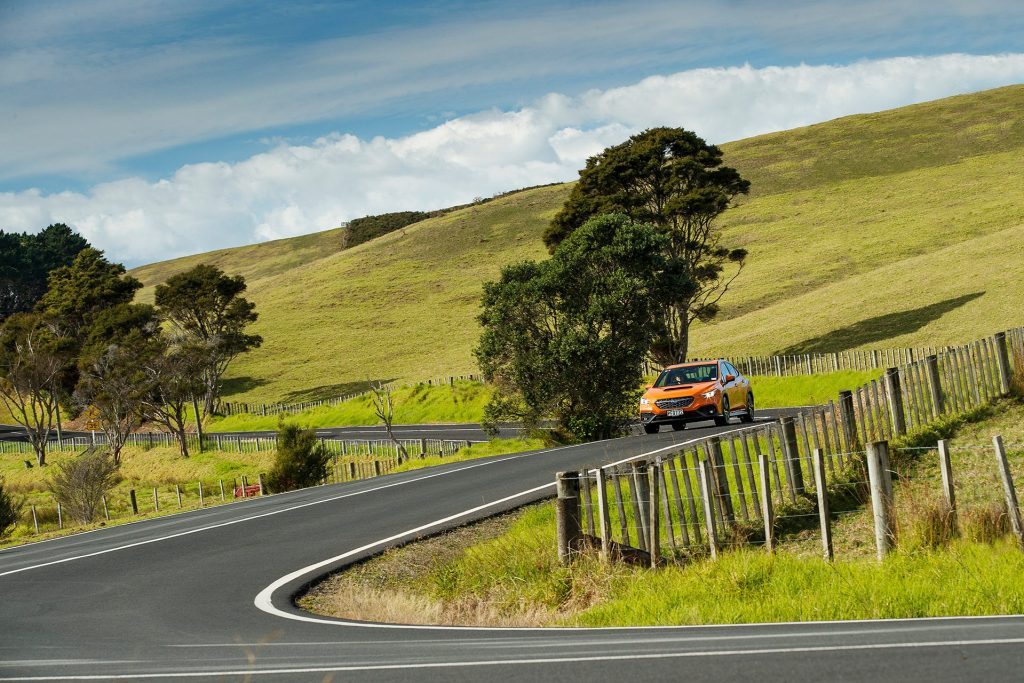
[639,359,754,434]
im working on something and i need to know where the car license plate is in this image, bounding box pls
[667,409,685,417]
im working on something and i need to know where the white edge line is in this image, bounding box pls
[4,638,1024,680]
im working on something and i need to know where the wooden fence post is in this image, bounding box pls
[258,473,265,496]
[153,487,159,511]
[556,471,582,564]
[101,495,109,521]
[994,332,1012,396]
[649,460,661,568]
[813,449,833,561]
[779,417,805,495]
[866,441,895,560]
[993,436,1024,551]
[218,479,225,501]
[925,355,944,416]
[937,439,957,529]
[883,368,907,436]
[31,505,39,534]
[595,467,612,562]
[175,484,182,508]
[838,390,859,451]
[698,458,720,559]
[758,450,774,553]
[56,502,63,529]
[708,437,735,522]
[129,489,138,515]
[198,482,204,507]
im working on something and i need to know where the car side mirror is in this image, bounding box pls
[725,374,736,383]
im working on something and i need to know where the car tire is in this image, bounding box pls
[740,394,755,423]
[671,421,686,431]
[644,423,660,434]
[714,396,730,426]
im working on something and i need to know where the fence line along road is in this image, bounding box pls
[561,328,1024,567]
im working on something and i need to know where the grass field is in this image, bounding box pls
[301,396,1024,627]
[128,85,1024,404]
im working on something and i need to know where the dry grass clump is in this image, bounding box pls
[960,502,1010,544]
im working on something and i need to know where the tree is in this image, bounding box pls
[369,382,409,463]
[37,247,142,335]
[138,338,205,458]
[544,127,750,364]
[74,304,161,465]
[266,423,330,492]
[0,224,90,323]
[47,449,119,524]
[477,214,675,441]
[154,265,262,415]
[0,477,23,539]
[0,313,72,466]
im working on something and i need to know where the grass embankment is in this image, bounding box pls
[129,86,1024,405]
[303,399,1024,626]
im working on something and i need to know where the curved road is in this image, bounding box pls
[2,418,1023,681]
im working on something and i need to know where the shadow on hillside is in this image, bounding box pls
[220,376,269,397]
[282,379,397,404]
[778,292,985,354]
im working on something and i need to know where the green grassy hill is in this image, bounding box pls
[130,85,1024,404]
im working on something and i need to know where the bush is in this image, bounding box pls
[0,477,23,538]
[266,424,330,493]
[47,448,120,524]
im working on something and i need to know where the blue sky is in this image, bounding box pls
[2,1,1023,264]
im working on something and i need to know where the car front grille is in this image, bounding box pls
[655,397,694,410]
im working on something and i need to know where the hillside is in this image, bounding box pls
[131,85,1024,404]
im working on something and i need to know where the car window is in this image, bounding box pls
[654,364,718,386]
[725,362,739,377]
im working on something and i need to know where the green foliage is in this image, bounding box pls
[47,449,120,524]
[155,264,262,414]
[266,423,330,492]
[37,247,142,334]
[477,214,672,440]
[0,224,90,323]
[545,127,750,363]
[0,476,23,538]
[343,211,434,248]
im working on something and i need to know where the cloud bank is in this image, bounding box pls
[2,53,1023,266]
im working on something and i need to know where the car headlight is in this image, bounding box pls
[639,397,650,406]
[701,389,718,400]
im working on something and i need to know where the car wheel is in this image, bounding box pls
[671,421,686,431]
[644,423,660,434]
[740,394,755,423]
[714,396,730,426]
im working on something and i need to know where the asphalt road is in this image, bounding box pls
[2,416,1023,681]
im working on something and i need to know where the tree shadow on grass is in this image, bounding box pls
[778,292,985,355]
[220,376,269,398]
[281,379,397,404]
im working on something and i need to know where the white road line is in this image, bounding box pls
[4,638,1024,680]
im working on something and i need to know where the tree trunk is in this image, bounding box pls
[33,438,47,467]
[175,424,190,458]
[674,319,690,363]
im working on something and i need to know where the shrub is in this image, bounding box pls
[266,424,330,493]
[47,448,120,524]
[961,502,1009,544]
[0,477,23,538]
[901,496,958,550]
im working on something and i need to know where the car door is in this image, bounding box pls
[723,361,744,408]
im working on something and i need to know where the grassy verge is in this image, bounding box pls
[0,434,545,549]
[750,370,879,408]
[209,380,492,431]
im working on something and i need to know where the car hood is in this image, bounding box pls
[644,381,717,401]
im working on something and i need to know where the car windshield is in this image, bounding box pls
[654,364,718,387]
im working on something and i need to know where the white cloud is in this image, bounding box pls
[2,53,1023,266]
